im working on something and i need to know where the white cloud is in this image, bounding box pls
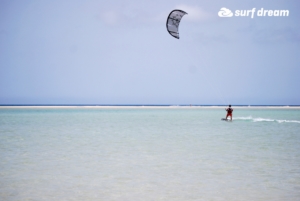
[155,5,212,23]
[101,11,119,25]
[175,4,213,21]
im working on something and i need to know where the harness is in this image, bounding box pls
[227,108,233,114]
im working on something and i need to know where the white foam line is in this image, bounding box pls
[234,116,300,124]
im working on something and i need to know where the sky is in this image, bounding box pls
[0,0,299,105]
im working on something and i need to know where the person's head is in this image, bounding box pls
[229,105,231,107]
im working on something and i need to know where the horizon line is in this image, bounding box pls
[1,104,300,107]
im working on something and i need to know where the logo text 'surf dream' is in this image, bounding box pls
[218,7,289,18]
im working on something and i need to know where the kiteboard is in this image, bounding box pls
[221,118,232,121]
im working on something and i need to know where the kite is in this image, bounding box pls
[166,9,188,39]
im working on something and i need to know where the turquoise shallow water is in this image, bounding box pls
[0,107,300,201]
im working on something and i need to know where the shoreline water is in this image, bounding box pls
[0,105,300,109]
[1,105,300,200]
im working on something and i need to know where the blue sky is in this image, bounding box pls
[0,0,299,105]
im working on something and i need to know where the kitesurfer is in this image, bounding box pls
[225,105,233,120]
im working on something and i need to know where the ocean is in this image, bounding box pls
[0,107,300,201]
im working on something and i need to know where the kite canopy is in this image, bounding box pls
[166,9,187,39]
